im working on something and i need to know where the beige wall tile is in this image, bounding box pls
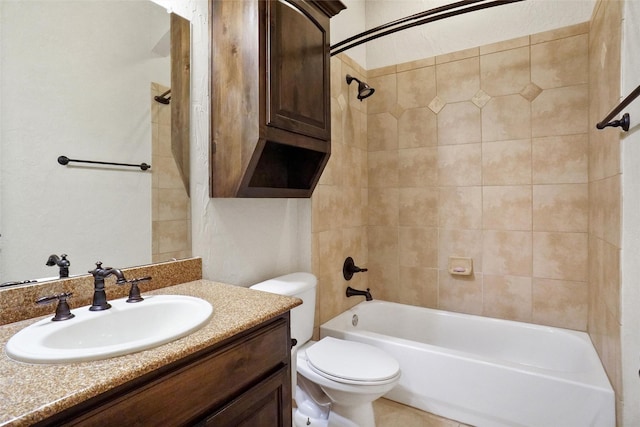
[399,267,438,308]
[367,73,397,114]
[435,47,479,64]
[438,186,482,230]
[483,186,532,231]
[482,139,531,185]
[532,231,588,281]
[438,102,481,145]
[368,225,399,267]
[601,240,621,319]
[399,146,438,187]
[482,95,531,141]
[367,64,397,78]
[483,230,532,276]
[603,175,621,247]
[531,34,588,89]
[480,36,530,55]
[157,156,185,189]
[344,105,367,149]
[319,139,341,186]
[438,271,483,315]
[157,220,190,253]
[530,21,589,45]
[480,46,530,96]
[436,57,480,103]
[438,143,482,186]
[532,278,588,330]
[483,275,532,322]
[396,57,436,73]
[533,184,588,232]
[398,107,437,148]
[158,188,190,221]
[368,188,399,226]
[399,187,438,227]
[532,134,588,184]
[531,85,588,137]
[368,112,398,151]
[590,176,620,246]
[368,150,398,188]
[397,66,436,109]
[312,185,342,232]
[399,226,438,268]
[330,97,344,148]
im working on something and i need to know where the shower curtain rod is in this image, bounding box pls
[330,0,525,56]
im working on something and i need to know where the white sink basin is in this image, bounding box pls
[5,294,213,364]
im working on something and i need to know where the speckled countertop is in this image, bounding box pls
[0,280,300,427]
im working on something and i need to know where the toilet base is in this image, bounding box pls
[331,402,375,427]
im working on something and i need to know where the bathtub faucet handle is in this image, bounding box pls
[343,257,368,281]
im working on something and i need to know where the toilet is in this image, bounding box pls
[250,273,400,427]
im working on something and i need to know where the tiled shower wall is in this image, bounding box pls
[365,23,590,330]
[314,7,624,423]
[151,83,192,263]
[588,0,623,417]
[312,56,369,330]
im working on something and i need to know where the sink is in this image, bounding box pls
[5,294,213,364]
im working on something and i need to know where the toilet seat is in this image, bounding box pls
[305,337,400,385]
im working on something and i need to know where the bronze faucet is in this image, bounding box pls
[88,261,127,311]
[346,286,373,301]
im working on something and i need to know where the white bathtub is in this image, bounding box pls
[320,301,614,427]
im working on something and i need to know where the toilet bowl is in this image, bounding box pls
[250,273,400,427]
[297,338,400,426]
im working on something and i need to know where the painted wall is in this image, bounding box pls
[364,0,597,69]
[620,0,640,423]
[0,1,169,281]
[330,0,366,68]
[161,0,312,287]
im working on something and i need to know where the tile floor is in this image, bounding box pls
[373,399,471,427]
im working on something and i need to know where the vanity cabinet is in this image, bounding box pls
[210,0,346,198]
[35,314,292,427]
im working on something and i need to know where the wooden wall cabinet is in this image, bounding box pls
[36,314,292,427]
[210,0,346,198]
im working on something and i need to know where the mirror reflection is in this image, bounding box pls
[0,0,191,285]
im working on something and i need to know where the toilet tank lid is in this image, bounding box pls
[250,272,317,296]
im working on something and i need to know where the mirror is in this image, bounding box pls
[0,0,191,285]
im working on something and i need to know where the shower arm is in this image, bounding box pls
[330,0,525,57]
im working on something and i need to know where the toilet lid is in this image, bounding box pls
[305,337,400,383]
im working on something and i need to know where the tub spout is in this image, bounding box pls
[346,286,373,301]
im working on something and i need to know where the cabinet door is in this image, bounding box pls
[199,366,292,427]
[265,0,330,141]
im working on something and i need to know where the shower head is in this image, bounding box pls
[346,74,375,101]
[154,89,171,104]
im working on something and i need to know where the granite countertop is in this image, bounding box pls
[0,280,300,427]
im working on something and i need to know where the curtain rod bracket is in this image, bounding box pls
[596,113,630,132]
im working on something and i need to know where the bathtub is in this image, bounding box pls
[320,301,614,427]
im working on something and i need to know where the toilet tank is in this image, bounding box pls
[250,272,317,348]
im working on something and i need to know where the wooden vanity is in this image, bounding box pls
[0,280,300,427]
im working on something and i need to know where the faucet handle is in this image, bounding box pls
[123,276,152,303]
[36,292,75,321]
